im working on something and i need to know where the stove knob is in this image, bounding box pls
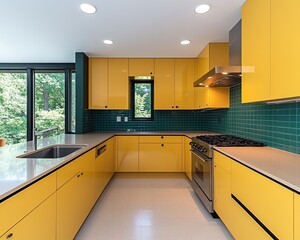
[202,148,207,153]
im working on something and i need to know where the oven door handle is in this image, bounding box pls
[191,150,211,163]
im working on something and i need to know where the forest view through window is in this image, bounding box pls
[0,72,27,144]
[132,81,153,120]
[35,72,65,137]
[0,66,74,146]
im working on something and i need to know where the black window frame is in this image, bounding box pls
[131,79,154,121]
[0,63,75,142]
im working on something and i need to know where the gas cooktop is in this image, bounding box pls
[195,135,264,147]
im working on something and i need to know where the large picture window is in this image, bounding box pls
[0,64,75,145]
[131,80,154,120]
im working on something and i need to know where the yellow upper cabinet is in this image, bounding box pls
[195,87,229,109]
[174,59,195,109]
[154,58,195,110]
[89,58,129,110]
[129,58,154,76]
[154,59,175,109]
[195,43,230,109]
[270,0,300,100]
[108,59,129,109]
[195,43,229,80]
[89,58,108,109]
[242,0,271,103]
[242,0,300,102]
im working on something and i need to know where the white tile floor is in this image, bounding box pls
[75,173,234,240]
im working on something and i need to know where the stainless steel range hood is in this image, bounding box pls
[194,20,253,88]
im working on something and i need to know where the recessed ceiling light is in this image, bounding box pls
[180,40,191,45]
[195,4,210,14]
[103,40,114,45]
[80,3,97,14]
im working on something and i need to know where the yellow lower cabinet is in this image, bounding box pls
[57,173,81,240]
[77,150,96,220]
[232,161,293,240]
[94,138,115,199]
[106,137,116,181]
[213,152,233,229]
[184,137,192,180]
[139,143,182,172]
[0,173,56,237]
[117,136,139,172]
[0,193,56,240]
[57,150,96,240]
[95,142,108,199]
[295,193,300,240]
[214,152,269,240]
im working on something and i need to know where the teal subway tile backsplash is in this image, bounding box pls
[91,110,206,132]
[203,84,300,154]
[86,84,300,154]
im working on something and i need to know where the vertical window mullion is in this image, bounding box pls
[26,68,34,141]
[65,69,71,133]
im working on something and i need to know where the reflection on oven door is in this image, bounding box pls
[192,153,212,200]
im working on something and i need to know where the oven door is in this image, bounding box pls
[191,150,212,200]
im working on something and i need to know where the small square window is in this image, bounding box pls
[131,80,154,120]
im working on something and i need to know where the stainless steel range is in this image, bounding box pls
[190,135,264,216]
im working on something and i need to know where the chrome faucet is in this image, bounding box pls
[33,127,58,150]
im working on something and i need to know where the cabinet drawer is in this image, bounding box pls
[139,143,182,172]
[232,161,293,239]
[139,136,182,143]
[214,151,231,173]
[0,193,57,240]
[0,173,56,237]
[57,158,81,189]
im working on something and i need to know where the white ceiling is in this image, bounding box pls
[0,0,246,63]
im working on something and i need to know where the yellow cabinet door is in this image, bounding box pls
[184,137,192,180]
[106,137,116,180]
[95,142,107,199]
[195,87,209,109]
[195,43,229,80]
[242,0,271,103]
[214,152,272,240]
[270,0,300,100]
[154,59,175,109]
[77,150,96,221]
[89,58,108,109]
[57,173,81,240]
[95,137,116,199]
[174,59,195,109]
[195,45,209,80]
[129,59,154,76]
[0,173,56,237]
[214,154,233,231]
[139,143,182,172]
[0,193,56,240]
[232,161,293,239]
[195,87,229,109]
[295,193,300,240]
[108,59,129,109]
[117,136,139,172]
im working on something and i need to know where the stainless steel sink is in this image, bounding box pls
[17,144,86,159]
